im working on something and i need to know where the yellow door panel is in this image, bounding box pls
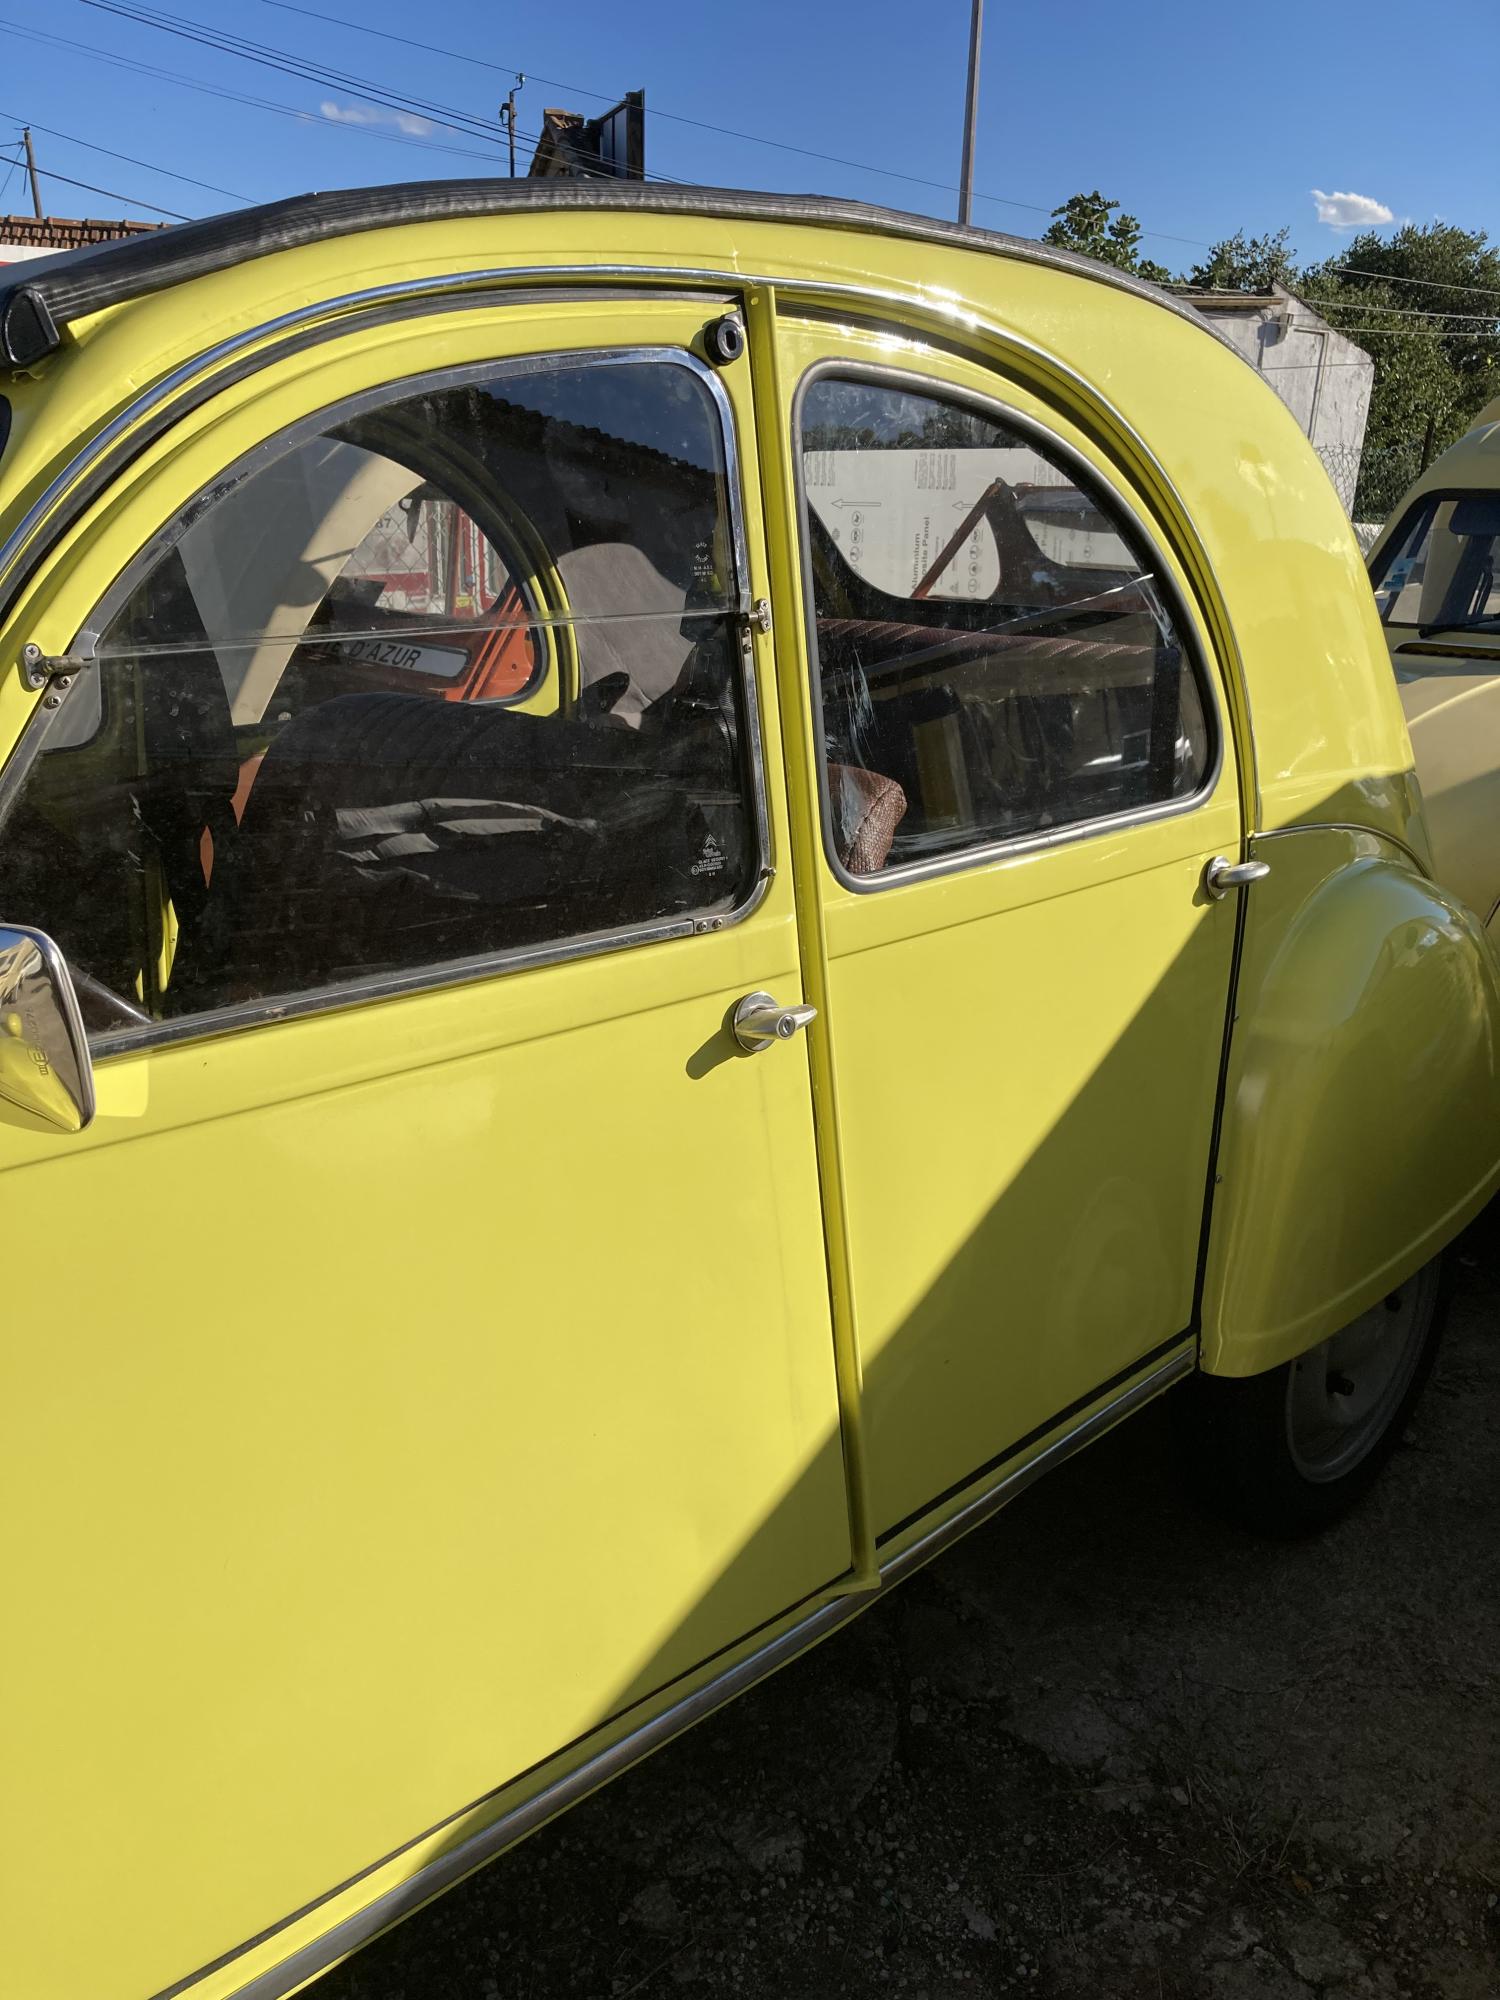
[1,940,847,2000]
[0,300,851,2000]
[824,823,1237,1531]
[769,321,1244,1536]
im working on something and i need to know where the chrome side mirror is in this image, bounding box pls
[0,924,95,1133]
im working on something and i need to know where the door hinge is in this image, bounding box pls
[739,598,772,637]
[20,637,95,692]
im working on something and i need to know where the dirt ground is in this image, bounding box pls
[322,1217,1500,2000]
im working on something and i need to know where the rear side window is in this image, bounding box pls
[0,352,756,1036]
[797,373,1211,880]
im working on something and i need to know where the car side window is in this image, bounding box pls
[1,353,756,1035]
[798,373,1211,879]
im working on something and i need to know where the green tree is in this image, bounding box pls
[1043,195,1500,521]
[1186,227,1295,293]
[1043,191,1172,284]
[1299,223,1500,516]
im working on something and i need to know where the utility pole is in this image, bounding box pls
[957,0,983,226]
[499,75,526,178]
[22,126,42,220]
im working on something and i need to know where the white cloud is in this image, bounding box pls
[320,99,433,138]
[1311,188,1395,230]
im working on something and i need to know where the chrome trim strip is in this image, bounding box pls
[89,913,699,1061]
[1,266,1248,643]
[0,267,1259,1040]
[12,343,773,1061]
[1252,820,1430,877]
[880,1345,1193,1580]
[80,344,752,640]
[208,1344,1191,2000]
[788,356,1228,896]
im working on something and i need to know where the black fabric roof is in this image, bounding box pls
[0,179,1219,372]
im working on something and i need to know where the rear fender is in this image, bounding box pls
[1201,826,1500,1377]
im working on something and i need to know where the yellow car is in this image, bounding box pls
[1370,398,1500,930]
[1,184,1497,2000]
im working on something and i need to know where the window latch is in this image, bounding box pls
[20,637,95,692]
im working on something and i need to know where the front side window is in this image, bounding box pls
[1371,491,1500,636]
[2,352,755,1035]
[798,374,1211,879]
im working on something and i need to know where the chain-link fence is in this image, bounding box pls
[1315,438,1432,529]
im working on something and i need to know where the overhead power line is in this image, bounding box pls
[64,0,696,185]
[0,153,191,218]
[73,0,1104,224]
[1296,298,1499,325]
[1169,285,1500,326]
[1331,264,1500,302]
[0,141,24,209]
[0,20,530,168]
[1169,277,1500,315]
[0,110,251,201]
[18,0,1500,290]
[75,0,527,147]
[248,0,1068,224]
[1289,326,1499,341]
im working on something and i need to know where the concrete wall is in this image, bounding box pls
[1194,291,1373,514]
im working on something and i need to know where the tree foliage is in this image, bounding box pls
[1045,194,1500,518]
[1186,228,1295,294]
[1043,191,1172,285]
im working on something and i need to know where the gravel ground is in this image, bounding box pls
[322,1217,1500,2000]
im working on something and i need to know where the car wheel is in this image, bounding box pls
[1178,1254,1449,1535]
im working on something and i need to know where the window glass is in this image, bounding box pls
[799,376,1210,877]
[1371,491,1500,635]
[1,355,754,1035]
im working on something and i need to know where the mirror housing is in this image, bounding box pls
[0,924,96,1133]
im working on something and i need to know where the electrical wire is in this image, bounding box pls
[68,0,1075,219]
[1287,327,1498,341]
[19,0,1500,292]
[248,0,1069,222]
[0,20,530,168]
[0,141,24,211]
[7,159,191,219]
[1331,264,1500,302]
[1167,281,1500,322]
[68,0,699,186]
[76,0,511,146]
[0,110,251,201]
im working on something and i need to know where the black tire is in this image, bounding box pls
[1176,1252,1451,1536]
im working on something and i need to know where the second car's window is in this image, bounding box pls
[1,352,755,1034]
[1371,491,1500,634]
[798,374,1211,879]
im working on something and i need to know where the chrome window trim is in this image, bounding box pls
[0,265,1260,1021]
[3,266,1239,630]
[87,908,741,1061]
[81,343,754,641]
[789,356,1229,896]
[0,264,1258,815]
[4,342,772,1060]
[160,1340,1190,2000]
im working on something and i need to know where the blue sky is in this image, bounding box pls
[1,0,1495,271]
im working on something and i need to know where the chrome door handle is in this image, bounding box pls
[732,991,818,1053]
[1204,855,1270,899]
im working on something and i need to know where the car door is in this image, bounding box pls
[771,326,1246,1537]
[0,301,851,2000]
